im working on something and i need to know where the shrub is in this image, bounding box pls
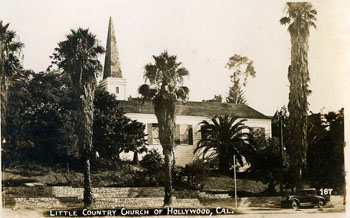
[140,149,164,186]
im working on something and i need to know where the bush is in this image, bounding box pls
[180,159,212,189]
[140,149,164,186]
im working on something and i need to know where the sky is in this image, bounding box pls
[1,0,349,116]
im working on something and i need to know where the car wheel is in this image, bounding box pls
[281,202,287,208]
[292,200,300,210]
[318,199,325,208]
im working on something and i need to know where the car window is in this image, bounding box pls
[305,190,316,195]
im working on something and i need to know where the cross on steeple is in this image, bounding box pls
[103,17,122,79]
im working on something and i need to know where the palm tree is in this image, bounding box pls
[194,114,255,173]
[51,28,104,207]
[280,2,317,190]
[138,50,189,206]
[0,21,24,141]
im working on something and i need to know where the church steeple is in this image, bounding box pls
[100,17,127,101]
[103,17,122,79]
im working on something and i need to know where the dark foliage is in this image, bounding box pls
[140,149,164,186]
[93,88,148,167]
[194,114,255,173]
[248,132,288,195]
[305,109,344,193]
[0,21,24,141]
[3,70,79,169]
[202,94,223,103]
[271,107,344,193]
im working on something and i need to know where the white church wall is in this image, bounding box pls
[120,113,272,166]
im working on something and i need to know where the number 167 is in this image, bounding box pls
[320,188,333,195]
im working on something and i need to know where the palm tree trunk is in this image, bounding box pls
[83,157,92,206]
[154,95,176,206]
[133,151,139,165]
[218,149,228,172]
[163,146,173,205]
[0,42,8,141]
[288,32,310,190]
[76,84,95,208]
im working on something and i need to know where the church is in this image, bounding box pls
[99,17,271,166]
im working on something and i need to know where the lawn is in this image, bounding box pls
[2,163,268,197]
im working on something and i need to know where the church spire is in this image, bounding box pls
[103,17,122,79]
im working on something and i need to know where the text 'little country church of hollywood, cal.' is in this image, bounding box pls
[98,17,272,166]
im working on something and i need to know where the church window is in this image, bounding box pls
[147,123,193,145]
[250,127,265,136]
[151,123,160,144]
[179,124,193,145]
[116,86,119,94]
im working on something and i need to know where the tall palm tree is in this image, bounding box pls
[51,28,104,207]
[194,114,255,173]
[0,21,24,141]
[139,50,189,206]
[280,2,317,190]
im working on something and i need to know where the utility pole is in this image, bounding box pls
[279,113,284,195]
[234,155,237,208]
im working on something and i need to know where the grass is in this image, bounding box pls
[200,176,267,193]
[2,163,268,197]
[2,162,145,187]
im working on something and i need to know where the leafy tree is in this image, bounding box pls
[123,120,148,165]
[140,149,164,186]
[0,21,24,141]
[93,87,128,167]
[280,2,317,190]
[3,70,79,168]
[225,54,256,104]
[306,109,344,193]
[22,71,77,164]
[51,28,104,207]
[3,69,35,166]
[272,107,344,193]
[203,94,223,103]
[138,50,189,205]
[93,88,148,167]
[248,132,289,195]
[194,114,255,173]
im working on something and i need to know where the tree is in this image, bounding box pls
[93,87,128,167]
[226,79,247,104]
[3,70,79,169]
[248,132,288,195]
[194,114,255,173]
[93,88,148,167]
[124,120,148,165]
[3,69,35,166]
[202,94,223,103]
[0,21,24,142]
[140,149,164,185]
[51,28,104,207]
[138,50,189,206]
[225,54,256,104]
[306,109,344,193]
[280,2,317,190]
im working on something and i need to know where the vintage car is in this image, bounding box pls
[281,188,327,210]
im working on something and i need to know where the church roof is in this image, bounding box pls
[118,100,270,120]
